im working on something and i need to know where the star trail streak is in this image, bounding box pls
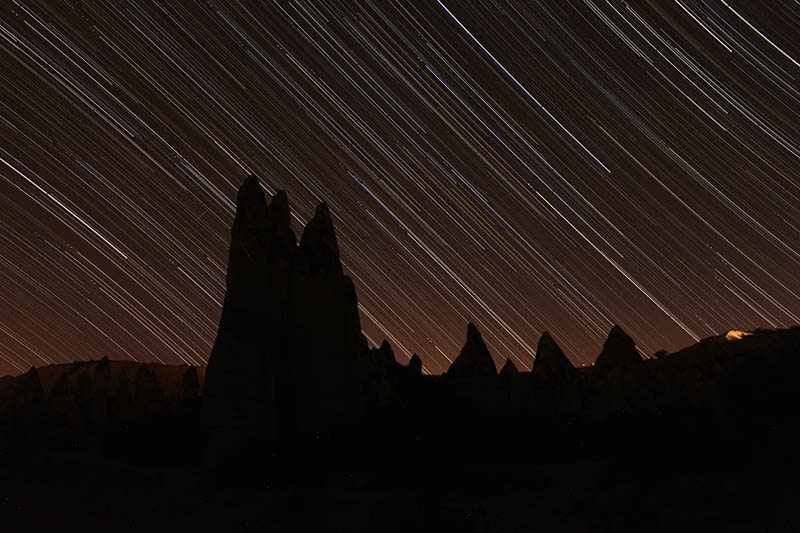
[0,1,798,376]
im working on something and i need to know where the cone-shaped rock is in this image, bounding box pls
[408,353,422,376]
[268,189,290,227]
[499,358,519,377]
[594,325,642,371]
[205,176,289,457]
[297,202,342,276]
[233,175,268,233]
[374,339,396,367]
[225,174,271,314]
[267,190,296,257]
[287,200,364,436]
[532,331,577,381]
[447,323,497,378]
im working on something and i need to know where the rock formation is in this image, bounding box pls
[593,325,642,372]
[499,358,519,377]
[3,177,800,484]
[374,340,396,367]
[531,331,576,381]
[203,175,367,461]
[446,323,497,378]
[408,353,422,376]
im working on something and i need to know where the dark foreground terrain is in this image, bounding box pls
[1,441,799,532]
[1,176,798,531]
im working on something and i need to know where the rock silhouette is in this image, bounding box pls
[203,175,366,463]
[499,358,519,377]
[531,331,576,381]
[2,176,800,531]
[3,180,799,473]
[446,323,497,378]
[196,178,800,469]
[408,353,422,376]
[593,325,643,372]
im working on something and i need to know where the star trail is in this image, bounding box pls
[0,1,798,376]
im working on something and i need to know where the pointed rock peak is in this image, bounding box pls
[538,331,554,348]
[313,201,333,226]
[447,323,497,378]
[500,358,519,377]
[305,202,337,250]
[374,339,396,365]
[267,189,297,254]
[408,353,422,376]
[242,174,259,187]
[608,325,628,340]
[594,325,642,370]
[233,175,268,234]
[532,331,576,380]
[298,201,342,275]
[268,189,290,229]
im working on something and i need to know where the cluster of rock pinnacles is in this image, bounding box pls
[202,176,647,460]
[4,175,796,468]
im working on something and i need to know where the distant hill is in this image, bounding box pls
[0,358,203,428]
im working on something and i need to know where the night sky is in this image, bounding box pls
[1,1,798,376]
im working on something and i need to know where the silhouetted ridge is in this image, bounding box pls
[594,325,642,371]
[18,366,43,397]
[447,323,497,378]
[532,331,576,380]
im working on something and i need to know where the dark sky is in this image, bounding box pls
[1,1,798,376]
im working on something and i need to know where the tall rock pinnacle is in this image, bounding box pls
[225,175,271,313]
[532,331,577,381]
[298,202,342,276]
[267,189,296,258]
[499,358,519,377]
[593,325,642,371]
[447,323,497,378]
[408,353,422,376]
[204,176,366,464]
